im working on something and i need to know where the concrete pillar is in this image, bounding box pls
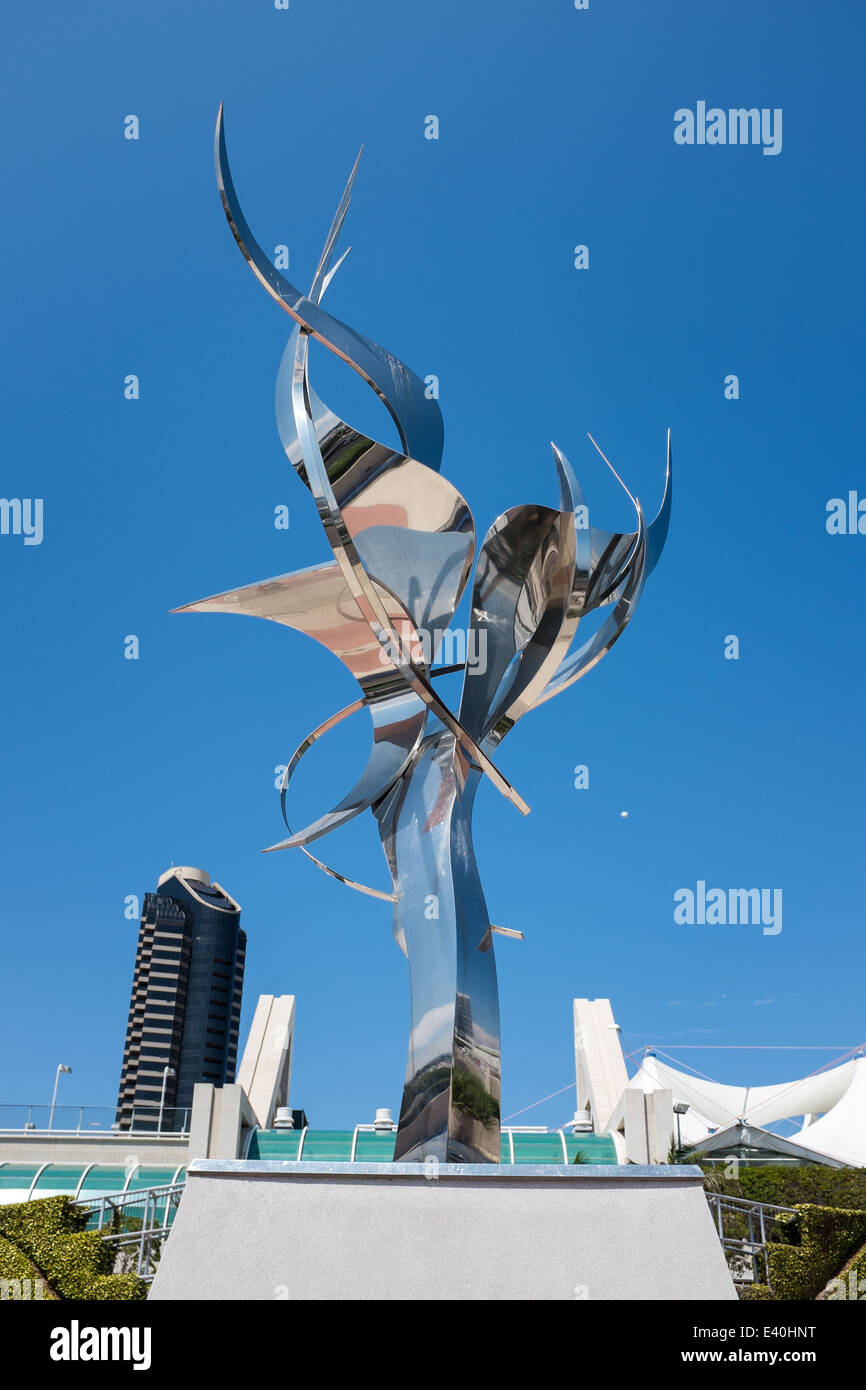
[187,1084,215,1163]
[573,998,629,1132]
[236,994,295,1129]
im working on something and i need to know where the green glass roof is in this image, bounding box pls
[33,1165,88,1192]
[77,1167,130,1195]
[0,1133,617,1210]
[127,1166,184,1191]
[354,1130,403,1162]
[246,1129,618,1164]
[0,1165,43,1191]
[0,1164,185,1202]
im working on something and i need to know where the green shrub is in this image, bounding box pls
[0,1194,79,1240]
[0,1233,59,1298]
[0,1197,146,1302]
[88,1273,149,1301]
[0,1233,41,1281]
[704,1165,866,1211]
[762,1204,866,1301]
[822,1239,866,1300]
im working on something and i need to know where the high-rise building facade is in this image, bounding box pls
[116,866,246,1131]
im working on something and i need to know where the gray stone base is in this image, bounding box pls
[149,1160,737,1301]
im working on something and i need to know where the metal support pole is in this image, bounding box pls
[138,1190,150,1276]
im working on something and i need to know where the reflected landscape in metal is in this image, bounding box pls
[177,107,672,1162]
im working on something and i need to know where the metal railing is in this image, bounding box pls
[0,1104,190,1136]
[74,1178,798,1289]
[706,1192,798,1287]
[75,1183,186,1282]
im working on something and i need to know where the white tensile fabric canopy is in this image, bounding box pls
[794,1058,866,1166]
[628,1053,866,1164]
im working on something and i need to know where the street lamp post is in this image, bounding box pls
[157,1067,176,1134]
[48,1065,72,1130]
[673,1101,690,1155]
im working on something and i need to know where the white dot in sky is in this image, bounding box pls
[620,811,629,818]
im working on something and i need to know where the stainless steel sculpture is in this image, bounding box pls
[178,107,672,1162]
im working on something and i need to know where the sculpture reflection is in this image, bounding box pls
[177,108,672,1162]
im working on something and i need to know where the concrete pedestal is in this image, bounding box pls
[149,1160,736,1301]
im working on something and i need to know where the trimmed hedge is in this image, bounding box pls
[0,1197,146,1301]
[821,1238,866,1301]
[0,1233,58,1298]
[753,1204,866,1302]
[706,1165,866,1212]
[738,1284,774,1301]
[0,1234,41,1281]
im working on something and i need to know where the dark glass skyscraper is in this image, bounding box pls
[116,866,246,1131]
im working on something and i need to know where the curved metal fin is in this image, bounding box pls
[270,689,425,852]
[318,246,352,303]
[460,444,589,746]
[215,104,444,470]
[283,326,527,815]
[309,147,363,305]
[582,430,671,611]
[536,503,648,706]
[646,428,672,575]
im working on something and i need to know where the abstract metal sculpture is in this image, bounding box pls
[177,107,672,1162]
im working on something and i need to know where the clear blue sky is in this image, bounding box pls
[1,0,864,1131]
